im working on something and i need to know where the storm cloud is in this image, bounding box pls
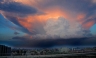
[0,0,37,15]
[0,36,95,48]
[0,0,96,48]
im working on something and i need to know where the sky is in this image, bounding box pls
[0,0,96,48]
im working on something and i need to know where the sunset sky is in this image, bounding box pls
[0,0,96,48]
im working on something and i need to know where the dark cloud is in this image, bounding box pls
[12,36,26,40]
[14,32,20,35]
[0,0,37,15]
[39,0,96,12]
[5,16,23,27]
[0,37,94,48]
[0,0,4,2]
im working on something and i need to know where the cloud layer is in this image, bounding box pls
[0,36,95,48]
[0,0,37,15]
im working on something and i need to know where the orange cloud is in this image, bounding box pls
[14,0,37,6]
[16,7,72,32]
[17,16,34,32]
[11,0,94,32]
[76,13,86,24]
[83,20,95,29]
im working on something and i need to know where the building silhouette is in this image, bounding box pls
[0,45,11,56]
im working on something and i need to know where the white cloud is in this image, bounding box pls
[44,17,91,39]
[26,17,91,39]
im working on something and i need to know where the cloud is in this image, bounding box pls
[29,0,96,28]
[1,0,95,35]
[0,14,31,34]
[44,17,92,39]
[21,17,92,39]
[1,36,95,48]
[0,0,96,48]
[4,16,23,27]
[0,0,37,15]
[92,0,96,3]
[0,0,4,2]
[12,36,26,40]
[14,31,20,35]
